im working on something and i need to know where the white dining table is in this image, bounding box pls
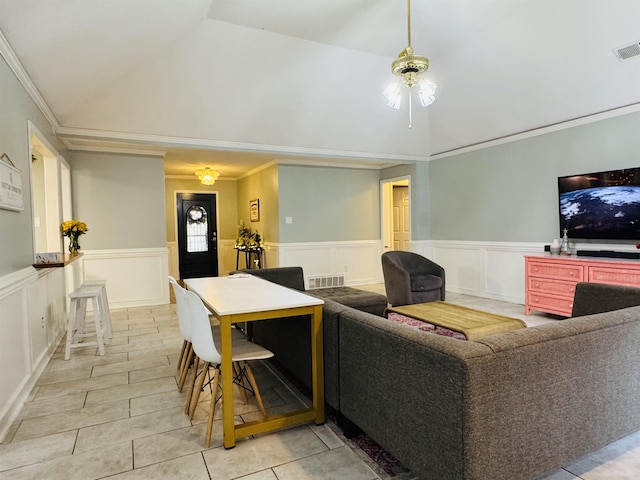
[184,274,325,449]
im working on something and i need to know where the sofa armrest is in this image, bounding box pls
[338,309,490,479]
[382,261,412,306]
[571,282,640,317]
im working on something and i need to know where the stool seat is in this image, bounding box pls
[65,285,109,360]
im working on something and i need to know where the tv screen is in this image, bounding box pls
[558,167,640,240]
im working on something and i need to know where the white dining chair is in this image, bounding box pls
[183,289,274,447]
[169,276,246,391]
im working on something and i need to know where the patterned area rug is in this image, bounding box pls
[323,411,419,480]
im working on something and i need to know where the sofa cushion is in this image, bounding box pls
[308,287,388,317]
[410,273,443,292]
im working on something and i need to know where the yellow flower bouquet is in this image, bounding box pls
[61,219,88,254]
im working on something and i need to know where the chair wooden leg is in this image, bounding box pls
[205,366,221,448]
[177,339,188,371]
[189,360,209,420]
[244,362,267,417]
[184,355,200,415]
[178,344,193,392]
[233,362,248,405]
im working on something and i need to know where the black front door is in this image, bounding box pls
[177,193,219,279]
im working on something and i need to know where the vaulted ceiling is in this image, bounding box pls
[1,0,639,178]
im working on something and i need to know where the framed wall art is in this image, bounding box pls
[249,199,260,222]
[0,153,24,211]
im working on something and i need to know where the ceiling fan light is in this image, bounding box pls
[384,82,403,109]
[417,79,437,106]
[385,0,436,124]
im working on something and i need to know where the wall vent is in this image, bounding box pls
[307,274,345,289]
[614,41,640,61]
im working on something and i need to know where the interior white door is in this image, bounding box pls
[393,185,410,250]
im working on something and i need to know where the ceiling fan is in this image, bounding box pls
[383,0,436,128]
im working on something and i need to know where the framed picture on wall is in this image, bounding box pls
[0,153,24,211]
[250,199,260,222]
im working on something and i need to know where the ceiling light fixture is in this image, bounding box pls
[384,0,436,128]
[195,167,220,185]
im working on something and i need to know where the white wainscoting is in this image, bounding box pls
[411,240,544,304]
[80,248,170,308]
[168,237,559,304]
[274,240,384,288]
[0,265,73,442]
[0,268,34,441]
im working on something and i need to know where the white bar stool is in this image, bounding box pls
[81,280,112,340]
[65,285,109,360]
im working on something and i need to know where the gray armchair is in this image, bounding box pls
[381,251,445,306]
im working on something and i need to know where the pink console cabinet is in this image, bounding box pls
[525,254,640,316]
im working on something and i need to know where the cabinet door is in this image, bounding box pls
[527,277,577,297]
[527,291,574,317]
[588,266,640,286]
[527,261,584,282]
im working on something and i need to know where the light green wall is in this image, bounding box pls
[278,165,380,243]
[67,152,166,249]
[0,54,67,276]
[237,165,279,244]
[429,111,640,243]
[164,178,238,243]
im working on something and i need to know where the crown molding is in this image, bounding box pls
[1,31,426,165]
[431,102,640,160]
[56,125,429,163]
[64,143,166,158]
[0,30,60,131]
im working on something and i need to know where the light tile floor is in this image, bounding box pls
[1,288,639,480]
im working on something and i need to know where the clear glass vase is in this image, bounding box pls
[68,234,80,254]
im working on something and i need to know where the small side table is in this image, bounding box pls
[234,245,264,269]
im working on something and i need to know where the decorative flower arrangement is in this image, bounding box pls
[61,219,88,254]
[235,221,262,249]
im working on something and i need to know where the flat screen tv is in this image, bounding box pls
[558,167,640,240]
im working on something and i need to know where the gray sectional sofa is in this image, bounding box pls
[235,267,387,410]
[242,268,640,480]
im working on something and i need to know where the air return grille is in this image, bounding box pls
[307,275,345,289]
[614,41,640,61]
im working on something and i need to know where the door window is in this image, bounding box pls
[186,206,208,253]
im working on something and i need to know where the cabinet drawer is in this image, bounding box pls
[588,266,640,286]
[527,277,577,297]
[527,292,574,317]
[527,262,584,281]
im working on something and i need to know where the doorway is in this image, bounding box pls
[381,177,411,252]
[29,123,72,255]
[176,193,219,279]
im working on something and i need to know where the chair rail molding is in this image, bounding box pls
[0,267,36,297]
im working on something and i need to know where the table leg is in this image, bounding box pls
[311,304,325,424]
[220,314,236,449]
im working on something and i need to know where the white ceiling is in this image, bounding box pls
[1,0,640,177]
